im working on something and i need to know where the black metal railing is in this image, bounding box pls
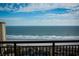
[0,40,79,56]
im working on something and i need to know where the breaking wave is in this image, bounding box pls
[7,35,79,41]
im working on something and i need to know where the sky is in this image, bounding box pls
[0,3,79,26]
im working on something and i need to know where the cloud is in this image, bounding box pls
[0,3,79,14]
[18,3,79,12]
[0,3,79,26]
[17,3,79,18]
[18,3,54,12]
[1,17,79,26]
[0,3,29,12]
[46,8,71,14]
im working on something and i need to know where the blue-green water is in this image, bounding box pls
[6,26,79,40]
[6,26,79,36]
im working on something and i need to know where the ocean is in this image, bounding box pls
[6,26,79,41]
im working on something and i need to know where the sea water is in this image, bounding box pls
[6,26,79,41]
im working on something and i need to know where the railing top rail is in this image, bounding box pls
[0,40,79,43]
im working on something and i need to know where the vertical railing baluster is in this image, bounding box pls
[20,46,22,56]
[76,45,77,56]
[73,45,75,56]
[52,42,55,56]
[37,46,39,56]
[74,45,75,56]
[77,45,78,56]
[75,45,76,56]
[26,46,28,56]
[63,45,64,56]
[41,46,42,56]
[2,47,4,56]
[47,46,49,56]
[0,44,1,56]
[59,46,60,56]
[55,46,57,56]
[42,46,43,56]
[21,46,23,56]
[4,46,6,56]
[23,47,24,56]
[49,46,51,56]
[48,46,50,56]
[10,46,12,56]
[60,45,61,56]
[22,46,24,56]
[45,46,47,56]
[44,46,46,56]
[25,46,27,56]
[23,46,24,56]
[38,46,39,56]
[60,46,61,56]
[72,45,73,56]
[35,46,37,56]
[69,45,70,56]
[68,45,69,56]
[1,47,2,56]
[18,46,19,56]
[46,46,48,56]
[24,46,26,56]
[32,46,34,56]
[33,46,34,56]
[28,46,30,56]
[30,46,32,56]
[7,45,8,56]
[35,46,36,56]
[14,42,16,56]
[57,46,59,56]
[66,45,67,56]
[0,43,2,56]
[38,46,40,56]
[77,45,78,55]
[40,46,41,56]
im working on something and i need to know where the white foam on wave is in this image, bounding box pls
[7,35,79,40]
[7,35,79,45]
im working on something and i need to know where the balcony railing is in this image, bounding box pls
[0,40,79,56]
